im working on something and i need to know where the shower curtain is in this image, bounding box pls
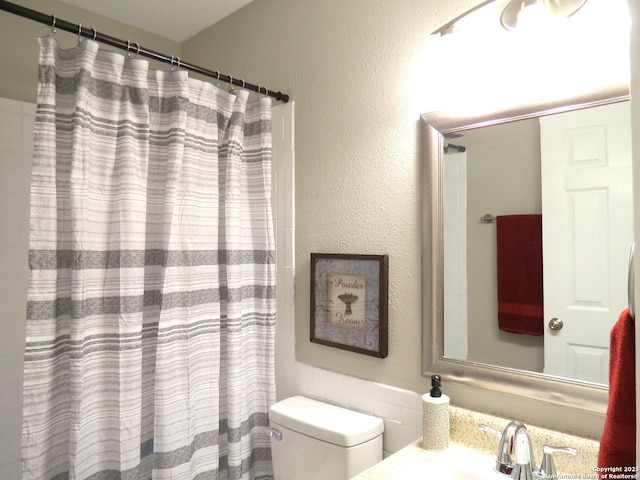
[22,35,276,480]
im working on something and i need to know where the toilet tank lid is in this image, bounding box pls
[269,396,384,447]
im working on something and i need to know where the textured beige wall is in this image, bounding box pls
[180,0,628,437]
[0,0,181,103]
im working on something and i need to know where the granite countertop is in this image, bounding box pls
[351,407,601,480]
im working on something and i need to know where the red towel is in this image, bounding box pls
[598,308,636,470]
[496,214,544,336]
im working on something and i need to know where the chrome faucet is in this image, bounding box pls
[480,421,578,480]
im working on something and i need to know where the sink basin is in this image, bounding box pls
[400,467,509,480]
[450,465,508,480]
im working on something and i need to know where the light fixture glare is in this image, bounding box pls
[516,0,552,30]
[431,0,590,36]
[501,0,588,31]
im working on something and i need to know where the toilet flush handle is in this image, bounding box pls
[269,428,283,441]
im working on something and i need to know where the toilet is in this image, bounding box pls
[269,395,384,480]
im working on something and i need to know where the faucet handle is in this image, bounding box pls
[538,445,578,479]
[479,423,501,437]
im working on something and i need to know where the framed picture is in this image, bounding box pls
[310,253,389,358]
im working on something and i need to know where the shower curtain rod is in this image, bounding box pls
[0,0,290,103]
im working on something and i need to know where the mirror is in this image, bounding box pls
[421,87,630,414]
[442,100,633,384]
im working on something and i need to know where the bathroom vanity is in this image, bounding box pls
[351,407,600,480]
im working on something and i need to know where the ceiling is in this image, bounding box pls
[59,0,255,43]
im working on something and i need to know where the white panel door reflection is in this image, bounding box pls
[540,101,632,383]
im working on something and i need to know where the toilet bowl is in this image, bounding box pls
[268,395,384,480]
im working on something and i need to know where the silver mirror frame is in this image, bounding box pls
[420,85,630,415]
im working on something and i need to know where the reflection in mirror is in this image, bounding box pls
[441,101,632,386]
[421,88,630,415]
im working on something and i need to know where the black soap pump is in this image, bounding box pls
[421,374,450,450]
[430,374,443,398]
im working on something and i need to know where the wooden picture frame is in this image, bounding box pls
[310,253,389,358]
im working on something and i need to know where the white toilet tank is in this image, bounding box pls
[269,396,384,480]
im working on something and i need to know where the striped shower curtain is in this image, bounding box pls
[22,35,276,480]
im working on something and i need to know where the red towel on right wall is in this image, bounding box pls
[598,308,636,470]
[496,214,544,336]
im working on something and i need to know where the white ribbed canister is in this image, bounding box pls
[421,392,450,451]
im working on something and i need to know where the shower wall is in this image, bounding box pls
[0,97,33,478]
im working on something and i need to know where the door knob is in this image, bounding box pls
[548,318,563,331]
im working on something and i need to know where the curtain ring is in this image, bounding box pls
[77,23,83,43]
[241,80,246,88]
[176,57,181,69]
[91,28,97,41]
[228,75,234,91]
[50,15,56,36]
[135,43,140,57]
[126,40,131,57]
